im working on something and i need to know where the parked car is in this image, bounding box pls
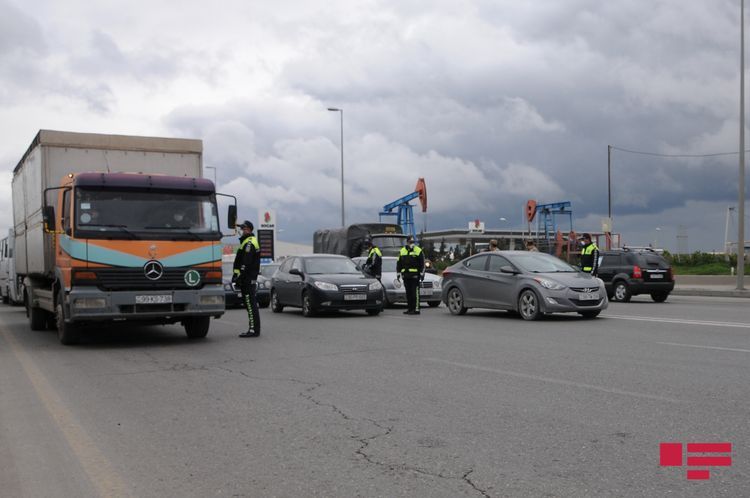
[271,255,384,316]
[597,248,675,302]
[353,256,442,307]
[441,251,608,320]
[222,260,272,309]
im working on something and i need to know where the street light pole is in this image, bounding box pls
[739,0,746,290]
[328,107,345,227]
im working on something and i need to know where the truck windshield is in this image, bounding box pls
[372,236,407,248]
[75,188,220,240]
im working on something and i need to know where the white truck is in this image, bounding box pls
[12,130,236,344]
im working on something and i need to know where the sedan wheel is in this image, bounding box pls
[302,292,315,317]
[447,287,467,315]
[271,290,284,313]
[518,289,542,321]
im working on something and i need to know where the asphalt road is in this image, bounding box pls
[0,294,748,497]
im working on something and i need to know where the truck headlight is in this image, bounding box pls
[369,281,382,290]
[74,297,107,309]
[200,295,224,305]
[314,281,338,291]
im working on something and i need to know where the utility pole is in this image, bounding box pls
[739,0,746,290]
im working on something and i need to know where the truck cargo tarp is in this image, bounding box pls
[314,223,403,257]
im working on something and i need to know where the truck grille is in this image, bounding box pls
[94,268,205,291]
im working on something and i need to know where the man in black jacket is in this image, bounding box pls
[233,220,261,337]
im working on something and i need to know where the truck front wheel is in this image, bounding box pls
[27,293,48,331]
[184,316,210,339]
[56,292,80,345]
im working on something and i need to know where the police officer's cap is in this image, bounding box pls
[582,233,592,240]
[238,220,254,231]
[363,237,373,247]
[406,235,415,243]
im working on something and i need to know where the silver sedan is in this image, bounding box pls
[353,257,442,307]
[440,251,607,320]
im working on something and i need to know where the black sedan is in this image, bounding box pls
[441,251,607,320]
[270,255,384,316]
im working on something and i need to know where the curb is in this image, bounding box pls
[672,288,750,298]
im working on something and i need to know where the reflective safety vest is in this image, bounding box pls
[398,245,423,273]
[368,247,382,259]
[580,243,599,272]
[234,236,259,276]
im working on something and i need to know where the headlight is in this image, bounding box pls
[369,281,382,290]
[200,295,224,305]
[432,277,442,289]
[534,278,566,290]
[393,278,402,289]
[224,283,233,291]
[314,281,338,291]
[74,297,106,309]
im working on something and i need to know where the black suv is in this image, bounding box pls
[597,248,675,302]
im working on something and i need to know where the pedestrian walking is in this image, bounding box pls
[233,220,261,337]
[397,235,425,315]
[579,233,599,276]
[486,239,500,252]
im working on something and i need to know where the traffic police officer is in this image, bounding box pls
[397,235,425,315]
[233,220,261,337]
[580,233,600,276]
[362,237,382,280]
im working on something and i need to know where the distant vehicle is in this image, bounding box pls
[271,255,384,316]
[12,130,236,344]
[313,223,407,258]
[441,251,608,320]
[0,229,21,305]
[221,259,275,309]
[353,256,442,307]
[597,248,675,302]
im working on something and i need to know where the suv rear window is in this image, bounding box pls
[641,254,670,269]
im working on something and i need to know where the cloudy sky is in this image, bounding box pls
[1,0,746,252]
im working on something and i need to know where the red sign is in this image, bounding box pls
[660,442,732,480]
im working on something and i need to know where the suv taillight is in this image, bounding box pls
[633,265,642,279]
[667,268,674,281]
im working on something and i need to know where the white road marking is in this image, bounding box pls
[656,342,750,354]
[425,357,683,403]
[605,314,750,329]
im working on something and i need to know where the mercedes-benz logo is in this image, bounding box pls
[144,260,164,280]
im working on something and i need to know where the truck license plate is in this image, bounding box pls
[578,292,599,301]
[136,294,173,304]
[344,293,367,301]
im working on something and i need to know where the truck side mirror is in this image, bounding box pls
[227,205,237,229]
[43,206,56,232]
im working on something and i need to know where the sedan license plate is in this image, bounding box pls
[135,294,173,304]
[420,289,433,296]
[344,293,367,301]
[578,292,599,301]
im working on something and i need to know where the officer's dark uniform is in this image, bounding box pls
[580,234,600,276]
[364,243,383,280]
[234,220,261,337]
[397,238,425,315]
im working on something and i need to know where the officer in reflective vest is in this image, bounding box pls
[579,233,600,275]
[233,220,261,337]
[363,238,382,280]
[397,235,425,315]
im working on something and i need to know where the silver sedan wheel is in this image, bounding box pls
[447,287,467,315]
[518,289,541,321]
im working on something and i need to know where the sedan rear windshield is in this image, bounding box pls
[306,258,361,274]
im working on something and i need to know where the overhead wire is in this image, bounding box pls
[610,145,750,159]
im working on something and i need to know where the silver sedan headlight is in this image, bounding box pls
[534,278,566,290]
[369,281,382,290]
[393,278,402,289]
